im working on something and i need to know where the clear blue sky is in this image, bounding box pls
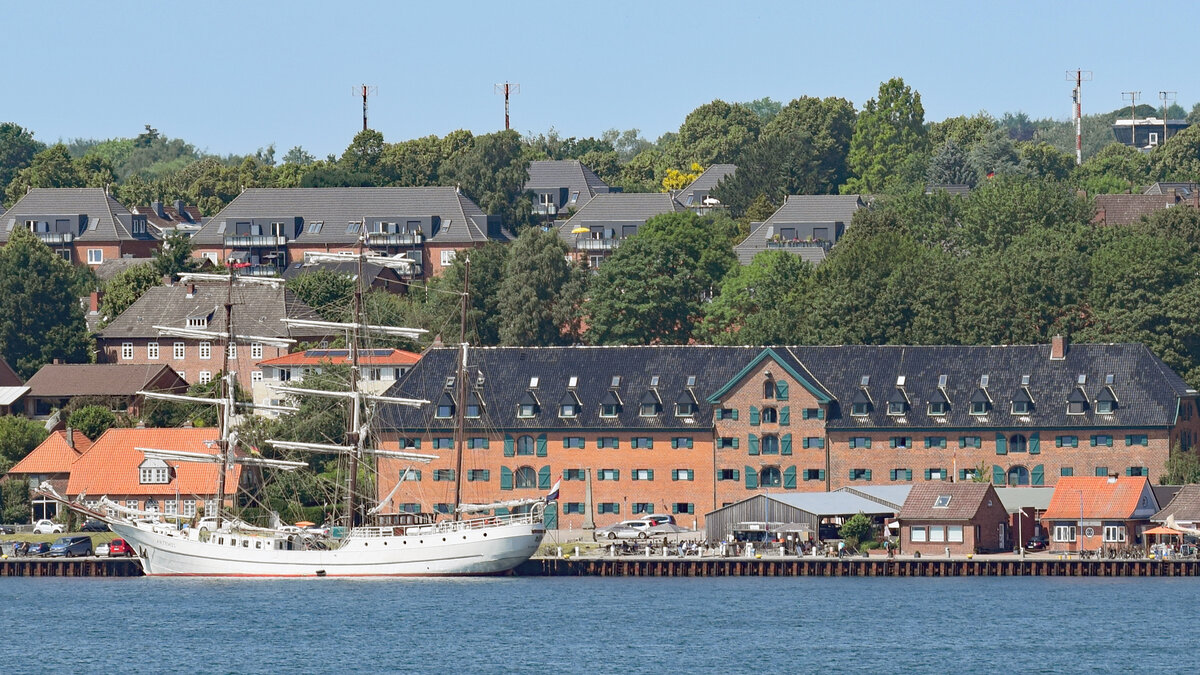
[10,0,1194,158]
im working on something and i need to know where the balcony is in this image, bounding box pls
[34,232,74,244]
[223,235,288,247]
[239,264,285,277]
[532,204,558,216]
[575,238,621,251]
[366,232,424,246]
[765,239,832,251]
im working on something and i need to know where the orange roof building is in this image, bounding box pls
[7,429,93,520]
[65,427,242,518]
[1041,476,1159,552]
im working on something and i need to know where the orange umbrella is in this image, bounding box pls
[294,521,315,527]
[1144,526,1183,536]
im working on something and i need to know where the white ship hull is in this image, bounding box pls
[111,518,545,577]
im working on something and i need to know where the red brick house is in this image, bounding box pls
[899,482,1009,555]
[5,429,92,520]
[0,188,160,265]
[23,363,188,419]
[1041,475,1160,553]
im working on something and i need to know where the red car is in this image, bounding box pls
[108,538,135,557]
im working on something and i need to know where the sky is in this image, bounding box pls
[8,0,1196,159]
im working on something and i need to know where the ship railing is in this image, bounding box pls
[352,508,541,538]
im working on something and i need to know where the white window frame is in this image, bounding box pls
[911,526,927,542]
[251,342,263,360]
[164,500,177,515]
[173,342,185,360]
[121,342,133,360]
[440,249,456,267]
[1103,525,1126,543]
[183,499,196,517]
[198,371,211,384]
[947,525,964,543]
[87,249,103,264]
[1054,525,1076,542]
[227,343,237,358]
[147,342,159,360]
[199,342,211,360]
[251,371,263,383]
[929,526,946,543]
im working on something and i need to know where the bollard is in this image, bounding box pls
[645,546,651,558]
[574,546,580,558]
[557,546,562,558]
[945,546,951,559]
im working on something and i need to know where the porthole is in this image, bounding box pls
[442,537,446,542]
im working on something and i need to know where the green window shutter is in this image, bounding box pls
[1029,432,1040,455]
[864,470,872,481]
[889,469,897,481]
[802,408,810,420]
[646,469,654,481]
[776,381,788,400]
[995,433,1007,455]
[562,469,571,480]
[413,439,422,449]
[750,406,760,426]
[781,434,792,456]
[890,437,897,449]
[905,469,913,481]
[959,469,967,481]
[865,438,872,449]
[538,466,551,490]
[503,435,515,457]
[482,438,489,449]
[958,437,967,448]
[744,466,758,489]
[688,504,695,515]
[732,469,740,480]
[818,469,825,481]
[732,409,739,421]
[671,438,679,449]
[1032,464,1044,486]
[672,504,679,514]
[1125,466,1132,477]
[562,437,569,448]
[500,466,513,490]
[671,469,679,481]
[687,438,693,449]
[1106,437,1113,447]
[543,503,558,529]
[783,466,796,489]
[646,439,654,449]
[802,438,810,450]
[817,408,825,420]
[780,406,790,426]
[1090,436,1098,447]
[924,468,932,480]
[1125,435,1133,447]
[992,464,1005,485]
[748,434,759,455]
[536,434,548,457]
[732,438,739,449]
[1056,436,1063,448]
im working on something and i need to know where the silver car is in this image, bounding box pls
[596,519,655,540]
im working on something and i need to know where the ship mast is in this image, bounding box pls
[215,266,235,529]
[346,232,366,528]
[451,257,469,517]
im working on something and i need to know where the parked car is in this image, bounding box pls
[48,536,92,557]
[0,525,14,535]
[108,538,134,557]
[94,543,110,556]
[80,520,110,532]
[596,520,655,540]
[1026,535,1049,552]
[32,519,64,535]
[638,515,677,527]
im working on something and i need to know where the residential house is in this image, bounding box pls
[557,193,684,268]
[1092,192,1196,226]
[374,338,1200,530]
[0,188,159,265]
[525,160,611,221]
[280,257,409,294]
[1151,484,1200,530]
[1112,118,1189,149]
[187,187,511,280]
[924,184,971,196]
[64,427,242,519]
[899,482,1009,555]
[254,348,421,416]
[675,164,736,215]
[132,200,203,235]
[5,429,92,520]
[23,363,188,419]
[1143,182,1200,198]
[0,358,26,416]
[95,280,329,391]
[1041,475,1159,553]
[734,195,864,266]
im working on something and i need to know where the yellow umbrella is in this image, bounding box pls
[571,227,589,234]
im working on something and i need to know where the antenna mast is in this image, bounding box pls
[354,84,378,131]
[493,82,520,130]
[1122,91,1142,147]
[1065,69,1092,165]
[1159,90,1177,146]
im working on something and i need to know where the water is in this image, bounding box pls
[0,576,1192,674]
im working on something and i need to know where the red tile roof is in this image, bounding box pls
[65,428,239,498]
[899,482,999,521]
[1042,476,1157,520]
[7,430,92,475]
[257,348,421,368]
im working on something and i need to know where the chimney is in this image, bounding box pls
[1050,335,1067,361]
[89,290,103,313]
[53,358,61,365]
[135,420,146,429]
[186,282,196,297]
[174,200,188,221]
[163,275,173,286]
[152,200,166,218]
[65,427,74,449]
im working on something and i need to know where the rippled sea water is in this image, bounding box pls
[0,576,1192,674]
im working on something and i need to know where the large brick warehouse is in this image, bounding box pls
[374,339,1200,530]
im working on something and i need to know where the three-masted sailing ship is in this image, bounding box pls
[43,240,546,576]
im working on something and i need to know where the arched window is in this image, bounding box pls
[763,380,775,399]
[761,435,780,455]
[516,436,535,456]
[1007,465,1030,486]
[514,466,537,489]
[1009,434,1027,453]
[761,407,778,424]
[759,466,782,487]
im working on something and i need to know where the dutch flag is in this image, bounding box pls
[545,479,561,502]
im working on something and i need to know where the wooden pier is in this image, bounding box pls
[518,556,1200,578]
[0,557,143,577]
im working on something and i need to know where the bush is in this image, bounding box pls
[67,405,119,441]
[839,512,874,549]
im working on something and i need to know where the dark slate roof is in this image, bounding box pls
[557,193,684,245]
[675,164,737,207]
[189,187,509,246]
[1092,194,1181,226]
[733,195,864,265]
[0,188,157,244]
[899,483,999,521]
[525,160,610,199]
[1143,182,1200,197]
[279,259,402,288]
[378,343,1194,432]
[97,281,326,340]
[93,257,155,283]
[131,202,202,233]
[1152,484,1200,522]
[924,184,971,196]
[25,363,184,397]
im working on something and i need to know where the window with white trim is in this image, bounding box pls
[441,249,456,267]
[1103,525,1126,543]
[227,343,237,358]
[147,342,159,360]
[121,342,133,360]
[183,499,196,517]
[251,371,263,383]
[251,342,263,359]
[139,458,170,484]
[947,525,964,543]
[199,342,211,360]
[1053,525,1076,542]
[174,342,185,360]
[911,526,927,542]
[87,249,103,264]
[198,371,211,384]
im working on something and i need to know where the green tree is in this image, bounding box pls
[698,250,812,344]
[1072,142,1152,195]
[957,174,1092,252]
[99,263,161,328]
[5,144,83,204]
[0,414,48,473]
[286,269,355,323]
[741,97,783,123]
[153,229,197,280]
[1,478,31,523]
[496,229,575,346]
[762,96,857,190]
[843,78,927,194]
[1019,141,1075,181]
[67,405,119,441]
[1151,123,1200,180]
[1163,443,1200,484]
[926,138,977,186]
[341,129,385,177]
[927,113,996,150]
[712,130,827,216]
[0,228,91,378]
[967,127,1020,179]
[283,146,316,166]
[585,236,704,345]
[637,211,738,292]
[616,148,665,192]
[441,130,531,233]
[662,100,761,169]
[432,241,509,346]
[0,122,44,197]
[839,512,874,549]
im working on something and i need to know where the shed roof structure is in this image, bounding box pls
[704,492,897,541]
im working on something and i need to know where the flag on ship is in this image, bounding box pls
[545,480,561,502]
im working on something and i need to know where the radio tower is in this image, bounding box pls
[354,84,378,131]
[1159,91,1177,145]
[494,82,520,130]
[1065,69,1092,165]
[1122,91,1141,147]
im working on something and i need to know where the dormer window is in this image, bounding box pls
[1096,387,1117,415]
[465,391,483,418]
[1012,388,1034,415]
[517,391,540,418]
[851,389,871,417]
[970,401,988,415]
[887,388,909,416]
[558,391,581,418]
[187,316,208,329]
[139,458,170,484]
[928,389,950,416]
[599,390,622,418]
[763,379,775,399]
[1067,387,1088,415]
[435,393,455,419]
[676,391,698,418]
[639,390,662,417]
